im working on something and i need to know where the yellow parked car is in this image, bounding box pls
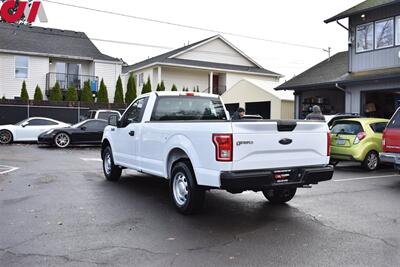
[330,118,389,171]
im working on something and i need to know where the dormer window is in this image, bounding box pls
[356,23,373,52]
[375,18,394,49]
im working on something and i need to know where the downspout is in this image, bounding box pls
[335,83,352,113]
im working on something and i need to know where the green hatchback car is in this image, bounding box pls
[330,118,389,171]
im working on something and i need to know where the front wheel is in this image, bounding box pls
[102,146,122,182]
[362,151,379,171]
[263,188,297,204]
[54,132,70,148]
[0,130,13,144]
[170,160,205,215]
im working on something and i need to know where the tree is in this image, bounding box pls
[159,80,166,91]
[49,82,63,101]
[171,84,178,91]
[97,79,109,103]
[33,85,43,101]
[81,81,93,102]
[0,0,34,24]
[141,76,152,94]
[156,83,161,91]
[20,80,29,100]
[125,74,137,104]
[65,85,78,102]
[114,76,124,104]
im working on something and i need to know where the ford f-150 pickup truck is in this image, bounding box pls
[101,92,333,214]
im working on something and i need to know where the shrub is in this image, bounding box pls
[125,74,137,104]
[97,79,109,103]
[20,81,29,100]
[159,80,165,91]
[114,76,124,104]
[171,84,178,91]
[1,95,5,100]
[49,82,63,101]
[33,85,43,101]
[65,85,78,101]
[81,81,93,102]
[156,83,161,91]
[141,76,152,94]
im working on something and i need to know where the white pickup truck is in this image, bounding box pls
[101,92,333,214]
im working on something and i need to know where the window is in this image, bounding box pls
[370,122,387,133]
[82,120,107,130]
[138,73,144,86]
[387,109,400,129]
[356,23,374,52]
[97,112,120,120]
[151,96,227,121]
[396,16,400,45]
[375,18,394,49]
[15,56,28,78]
[121,97,148,126]
[331,121,364,135]
[26,119,58,126]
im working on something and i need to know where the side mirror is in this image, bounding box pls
[21,122,28,127]
[108,115,119,127]
[80,126,87,131]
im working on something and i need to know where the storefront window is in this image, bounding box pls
[356,23,373,52]
[375,18,394,49]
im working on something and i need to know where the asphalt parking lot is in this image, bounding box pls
[0,145,399,267]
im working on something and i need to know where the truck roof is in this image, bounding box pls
[144,91,220,98]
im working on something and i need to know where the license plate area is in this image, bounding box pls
[336,139,346,145]
[273,169,300,184]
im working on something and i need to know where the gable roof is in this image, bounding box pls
[241,79,294,101]
[122,35,281,77]
[325,0,400,23]
[0,22,120,62]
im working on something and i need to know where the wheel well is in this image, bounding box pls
[167,148,191,179]
[0,129,13,141]
[101,139,111,159]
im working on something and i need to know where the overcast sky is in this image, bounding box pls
[36,0,362,81]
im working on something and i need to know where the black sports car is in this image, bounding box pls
[38,119,108,148]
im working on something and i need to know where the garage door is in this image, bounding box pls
[225,103,239,116]
[245,101,271,119]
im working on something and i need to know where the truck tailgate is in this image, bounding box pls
[231,121,329,171]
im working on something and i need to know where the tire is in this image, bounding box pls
[54,132,70,148]
[263,188,297,204]
[0,130,13,144]
[170,160,205,215]
[362,151,379,171]
[330,160,340,166]
[102,146,122,182]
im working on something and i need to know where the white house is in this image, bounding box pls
[122,35,282,96]
[0,23,122,101]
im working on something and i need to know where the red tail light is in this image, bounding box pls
[382,129,387,150]
[212,134,233,161]
[186,93,195,96]
[327,132,331,156]
[354,131,366,144]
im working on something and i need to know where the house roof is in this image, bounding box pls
[325,0,400,23]
[275,51,400,90]
[122,35,281,77]
[242,78,294,101]
[0,22,120,62]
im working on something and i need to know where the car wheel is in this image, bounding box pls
[54,133,70,148]
[102,146,121,182]
[362,151,379,171]
[0,130,13,144]
[262,188,297,204]
[170,160,205,215]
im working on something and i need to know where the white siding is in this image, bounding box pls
[161,67,209,92]
[0,53,48,99]
[94,61,122,103]
[176,39,256,67]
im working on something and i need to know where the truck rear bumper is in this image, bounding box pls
[220,165,333,193]
[380,152,400,168]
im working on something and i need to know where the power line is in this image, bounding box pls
[43,0,328,52]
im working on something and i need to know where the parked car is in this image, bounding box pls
[0,117,70,144]
[330,118,389,171]
[82,110,121,121]
[101,92,333,214]
[380,107,400,170]
[38,119,108,148]
[324,113,361,128]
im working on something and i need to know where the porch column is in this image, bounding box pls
[157,66,162,85]
[209,72,213,94]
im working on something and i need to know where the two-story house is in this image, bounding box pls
[0,23,122,101]
[276,0,400,119]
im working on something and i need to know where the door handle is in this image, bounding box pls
[129,131,135,136]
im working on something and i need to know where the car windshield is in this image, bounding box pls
[72,121,87,128]
[331,121,363,135]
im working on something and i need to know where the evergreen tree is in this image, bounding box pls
[81,81,93,102]
[65,85,78,101]
[156,83,161,91]
[125,74,137,104]
[160,80,166,91]
[33,85,43,101]
[171,84,178,91]
[114,76,124,104]
[141,76,152,94]
[49,82,63,101]
[20,81,29,100]
[97,79,109,103]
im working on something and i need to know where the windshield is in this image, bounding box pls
[72,121,87,128]
[331,121,363,135]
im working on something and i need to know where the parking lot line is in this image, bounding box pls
[0,165,19,175]
[333,174,399,182]
[81,158,102,162]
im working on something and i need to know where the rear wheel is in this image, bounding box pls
[263,188,297,204]
[102,146,122,182]
[0,130,13,144]
[54,133,70,148]
[170,160,205,215]
[362,151,379,171]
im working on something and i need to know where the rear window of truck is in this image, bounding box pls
[387,109,400,129]
[331,121,363,135]
[151,96,227,121]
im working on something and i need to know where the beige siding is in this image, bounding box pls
[280,100,295,120]
[226,72,278,91]
[94,62,122,103]
[0,53,48,99]
[161,67,209,92]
